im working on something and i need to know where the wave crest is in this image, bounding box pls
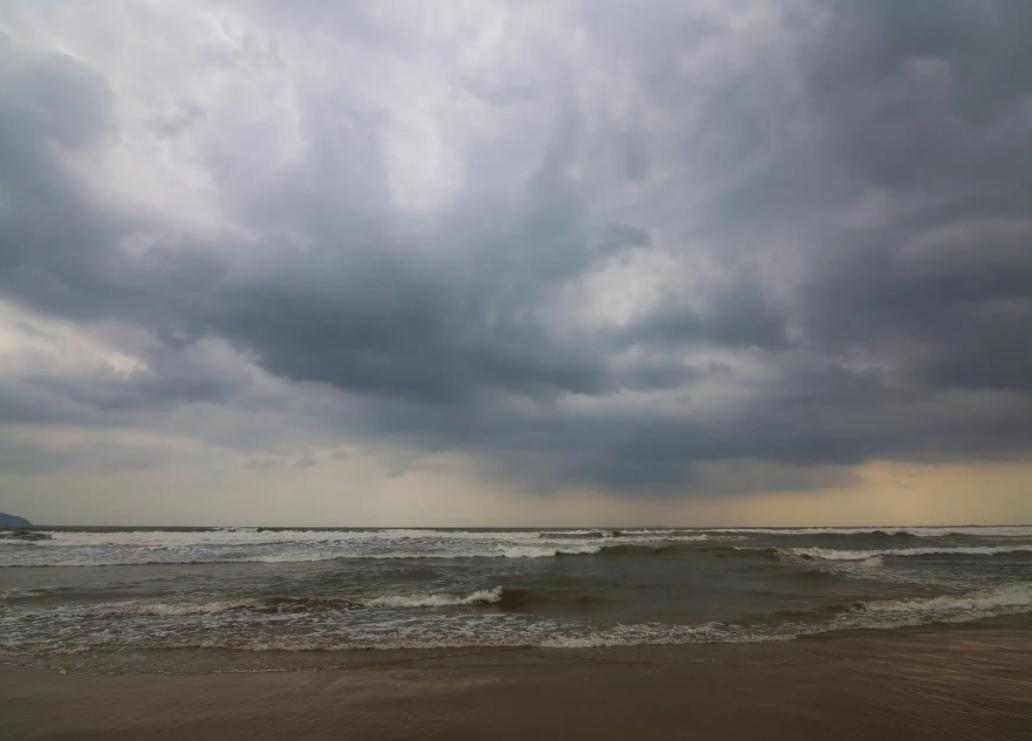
[773,545,1032,561]
[364,586,504,608]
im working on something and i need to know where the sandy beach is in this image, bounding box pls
[3,622,1031,740]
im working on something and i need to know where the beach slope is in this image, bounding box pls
[3,623,1031,741]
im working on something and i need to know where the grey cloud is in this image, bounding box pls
[791,0,1032,401]
[624,281,789,351]
[0,435,171,474]
[0,39,112,151]
[1,1,1031,495]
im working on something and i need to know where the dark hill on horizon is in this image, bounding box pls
[0,513,32,527]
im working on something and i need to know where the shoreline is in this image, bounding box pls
[3,622,1031,740]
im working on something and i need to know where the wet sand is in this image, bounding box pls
[3,623,1031,740]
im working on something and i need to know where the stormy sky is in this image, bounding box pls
[1,1,1031,526]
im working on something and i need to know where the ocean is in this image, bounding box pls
[2,525,1031,674]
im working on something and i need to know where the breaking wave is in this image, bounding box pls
[0,536,718,568]
[101,599,260,617]
[364,586,504,608]
[6,583,1028,655]
[771,545,1032,561]
[710,526,1032,538]
[30,587,512,618]
[855,583,1032,617]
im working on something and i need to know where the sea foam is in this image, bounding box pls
[364,586,504,608]
[778,545,1032,561]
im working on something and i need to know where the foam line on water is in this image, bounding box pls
[776,545,1032,561]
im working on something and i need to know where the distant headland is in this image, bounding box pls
[0,513,32,527]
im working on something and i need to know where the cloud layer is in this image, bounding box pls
[1,1,1031,516]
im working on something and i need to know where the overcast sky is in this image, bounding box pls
[1,1,1031,526]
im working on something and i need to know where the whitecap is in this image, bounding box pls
[364,586,504,608]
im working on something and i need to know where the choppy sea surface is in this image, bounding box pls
[2,525,1031,673]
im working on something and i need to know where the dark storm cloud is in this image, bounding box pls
[795,0,1032,397]
[1,1,1031,494]
[622,282,789,351]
